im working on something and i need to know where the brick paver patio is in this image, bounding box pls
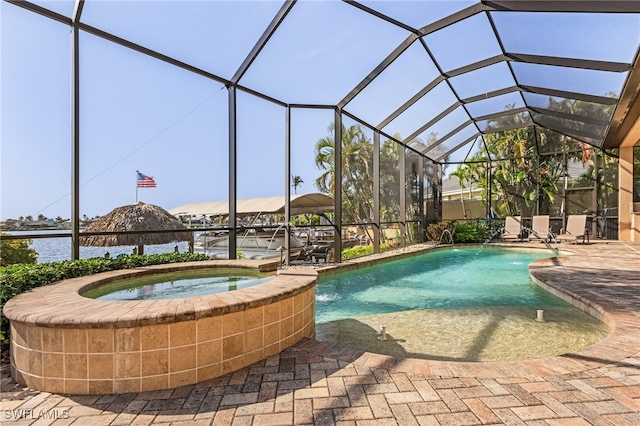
[2,242,639,425]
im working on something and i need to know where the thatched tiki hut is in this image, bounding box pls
[80,202,193,255]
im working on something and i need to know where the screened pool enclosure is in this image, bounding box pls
[3,0,640,262]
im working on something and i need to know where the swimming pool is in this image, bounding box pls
[316,246,609,361]
[317,246,565,322]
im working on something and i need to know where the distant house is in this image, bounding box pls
[441,176,481,202]
[0,219,22,230]
[23,219,57,229]
[441,177,484,220]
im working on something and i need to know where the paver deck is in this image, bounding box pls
[2,241,639,425]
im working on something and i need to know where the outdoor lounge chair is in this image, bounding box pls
[501,216,522,242]
[528,215,554,243]
[557,214,588,244]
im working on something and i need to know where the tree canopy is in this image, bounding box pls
[0,232,38,266]
[452,99,617,218]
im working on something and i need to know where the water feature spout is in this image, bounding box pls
[521,226,558,252]
[437,229,454,246]
[267,223,291,260]
[377,324,387,341]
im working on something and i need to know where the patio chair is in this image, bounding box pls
[557,214,588,244]
[501,216,522,242]
[528,215,554,243]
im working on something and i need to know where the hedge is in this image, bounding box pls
[0,252,210,349]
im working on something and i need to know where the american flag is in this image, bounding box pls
[137,172,157,188]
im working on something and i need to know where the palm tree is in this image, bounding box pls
[291,175,304,194]
[450,167,469,218]
[379,138,401,222]
[314,123,374,224]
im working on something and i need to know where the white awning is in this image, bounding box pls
[168,193,334,217]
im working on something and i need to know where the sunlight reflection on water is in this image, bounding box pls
[315,246,609,361]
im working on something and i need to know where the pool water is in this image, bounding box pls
[82,268,274,300]
[315,247,610,361]
[317,246,565,323]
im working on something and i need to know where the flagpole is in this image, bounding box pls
[135,170,139,203]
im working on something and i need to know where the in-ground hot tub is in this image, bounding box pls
[3,260,316,395]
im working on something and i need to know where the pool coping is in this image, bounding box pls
[3,259,320,394]
[295,242,640,379]
[4,243,638,383]
[2,260,317,329]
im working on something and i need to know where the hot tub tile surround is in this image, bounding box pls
[4,260,317,395]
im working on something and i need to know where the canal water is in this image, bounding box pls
[4,230,190,263]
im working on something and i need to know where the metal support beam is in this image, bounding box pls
[232,0,295,84]
[377,75,445,129]
[483,0,640,13]
[399,145,406,249]
[373,131,381,253]
[418,3,490,36]
[334,110,343,262]
[344,0,419,34]
[488,162,493,219]
[422,120,474,155]
[403,102,460,144]
[228,86,237,259]
[70,0,84,260]
[78,23,230,87]
[433,133,480,162]
[603,47,640,149]
[445,52,631,78]
[473,107,528,122]
[284,106,291,266]
[531,117,601,147]
[529,106,610,126]
[506,53,632,73]
[520,85,618,105]
[338,33,418,109]
[445,54,506,78]
[5,0,72,25]
[418,156,425,242]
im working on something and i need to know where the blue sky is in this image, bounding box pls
[2,1,638,221]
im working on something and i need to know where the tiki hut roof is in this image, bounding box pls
[80,202,192,247]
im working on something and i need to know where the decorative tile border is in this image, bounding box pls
[4,260,317,394]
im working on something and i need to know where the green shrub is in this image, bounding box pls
[0,252,210,350]
[453,221,488,243]
[426,220,488,244]
[426,221,455,242]
[0,231,38,266]
[341,243,391,260]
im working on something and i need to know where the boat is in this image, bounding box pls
[169,193,362,262]
[193,228,308,260]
